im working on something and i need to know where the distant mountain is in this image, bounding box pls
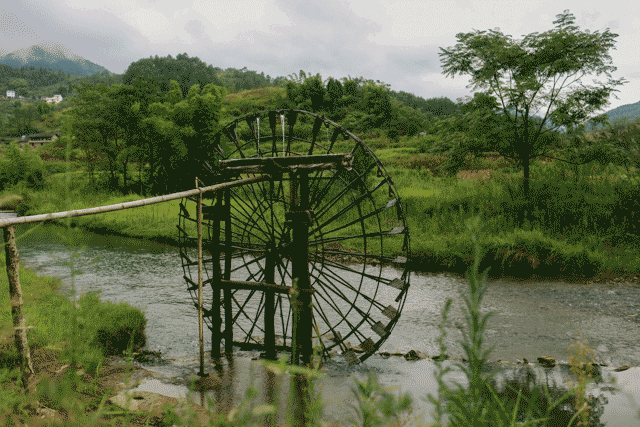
[604,100,640,124]
[0,43,110,77]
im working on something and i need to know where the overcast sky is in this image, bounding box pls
[2,0,638,111]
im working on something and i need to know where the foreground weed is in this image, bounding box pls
[431,216,551,426]
[425,298,453,427]
[567,332,599,427]
[348,370,414,427]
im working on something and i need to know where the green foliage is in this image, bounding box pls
[76,292,146,356]
[391,92,458,117]
[348,371,414,427]
[122,53,222,99]
[0,64,71,95]
[216,67,278,93]
[223,87,287,117]
[426,220,610,427]
[0,142,46,190]
[439,9,627,207]
[142,80,225,193]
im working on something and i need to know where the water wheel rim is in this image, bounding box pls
[178,109,411,363]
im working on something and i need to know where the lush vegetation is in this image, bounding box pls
[0,7,638,425]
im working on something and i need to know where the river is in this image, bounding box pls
[9,220,640,425]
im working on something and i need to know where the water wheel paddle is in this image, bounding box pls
[178,109,410,364]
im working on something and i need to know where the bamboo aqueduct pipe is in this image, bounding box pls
[1,175,270,389]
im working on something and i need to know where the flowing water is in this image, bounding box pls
[7,219,640,425]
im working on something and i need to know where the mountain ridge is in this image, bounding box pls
[0,43,111,77]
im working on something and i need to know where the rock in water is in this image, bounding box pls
[537,356,556,368]
[404,350,427,361]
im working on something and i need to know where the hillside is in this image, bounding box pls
[605,100,640,123]
[0,43,110,77]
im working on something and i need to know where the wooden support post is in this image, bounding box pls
[211,190,222,358]
[264,245,276,360]
[196,178,206,377]
[291,172,312,366]
[3,226,34,389]
[224,188,233,355]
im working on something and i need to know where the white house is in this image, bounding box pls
[44,94,63,104]
[6,90,15,98]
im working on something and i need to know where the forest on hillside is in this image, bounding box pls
[0,53,459,139]
[1,51,637,198]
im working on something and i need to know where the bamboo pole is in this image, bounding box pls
[3,226,35,389]
[0,175,270,228]
[211,192,222,358]
[196,177,206,377]
[223,188,232,355]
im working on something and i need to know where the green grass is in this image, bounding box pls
[0,194,23,210]
[10,144,640,283]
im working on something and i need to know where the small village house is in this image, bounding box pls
[1,132,59,150]
[42,94,63,104]
[6,90,15,98]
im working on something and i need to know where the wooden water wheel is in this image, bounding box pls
[177,109,410,364]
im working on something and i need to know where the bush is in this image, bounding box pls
[0,142,46,190]
[415,134,440,153]
[76,292,146,357]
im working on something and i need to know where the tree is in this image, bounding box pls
[438,10,626,206]
[65,84,112,186]
[0,142,45,190]
[8,78,28,95]
[325,77,343,115]
[123,54,221,99]
[142,80,224,193]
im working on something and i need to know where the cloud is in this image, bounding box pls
[2,0,638,109]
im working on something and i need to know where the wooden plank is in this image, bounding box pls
[308,116,324,155]
[344,349,359,365]
[218,279,315,294]
[360,337,375,354]
[372,322,387,337]
[382,305,398,319]
[219,154,352,169]
[386,278,404,289]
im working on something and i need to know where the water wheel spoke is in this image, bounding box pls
[275,293,291,346]
[236,179,278,238]
[244,291,267,340]
[308,171,342,212]
[313,201,390,238]
[311,266,380,316]
[231,289,259,325]
[229,253,266,274]
[311,299,348,353]
[312,161,377,220]
[309,274,360,336]
[319,257,397,295]
[180,109,410,363]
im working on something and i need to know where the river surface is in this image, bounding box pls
[9,220,640,425]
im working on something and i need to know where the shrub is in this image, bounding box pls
[0,142,46,190]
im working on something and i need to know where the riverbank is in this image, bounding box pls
[23,213,640,287]
[0,260,152,425]
[6,155,640,286]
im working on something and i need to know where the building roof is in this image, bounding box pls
[28,132,59,138]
